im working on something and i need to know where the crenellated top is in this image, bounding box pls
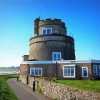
[34,18,67,36]
[39,18,66,28]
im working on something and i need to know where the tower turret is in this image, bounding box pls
[29,18,75,61]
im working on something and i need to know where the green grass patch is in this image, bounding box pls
[56,80,100,93]
[0,75,18,100]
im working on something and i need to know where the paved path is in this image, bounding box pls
[7,78,48,100]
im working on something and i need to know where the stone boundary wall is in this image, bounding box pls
[19,75,100,100]
[19,75,27,84]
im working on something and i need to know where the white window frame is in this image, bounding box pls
[52,52,61,60]
[42,28,52,34]
[63,65,76,78]
[82,67,88,77]
[30,68,42,76]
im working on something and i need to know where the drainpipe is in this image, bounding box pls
[26,64,30,84]
[56,61,58,77]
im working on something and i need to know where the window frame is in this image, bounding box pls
[52,52,61,60]
[42,28,52,35]
[30,68,42,76]
[93,65,100,77]
[63,65,76,78]
[93,65,98,77]
[99,65,100,77]
[82,67,88,77]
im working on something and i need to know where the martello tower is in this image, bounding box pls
[29,18,75,61]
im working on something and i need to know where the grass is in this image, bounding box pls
[55,80,100,93]
[35,85,43,93]
[0,75,18,100]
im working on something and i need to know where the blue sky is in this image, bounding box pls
[0,0,100,67]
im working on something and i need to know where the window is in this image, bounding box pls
[43,29,46,34]
[63,65,75,78]
[93,65,98,77]
[30,68,42,76]
[99,66,100,77]
[93,65,100,77]
[42,28,52,34]
[52,52,61,60]
[82,67,88,77]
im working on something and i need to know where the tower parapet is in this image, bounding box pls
[34,18,67,36]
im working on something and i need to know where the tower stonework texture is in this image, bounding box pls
[29,18,75,61]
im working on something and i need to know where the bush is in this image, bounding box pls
[36,86,42,93]
[1,93,8,100]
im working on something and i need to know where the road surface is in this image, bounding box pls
[7,78,48,100]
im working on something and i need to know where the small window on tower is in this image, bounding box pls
[43,29,46,34]
[52,52,61,60]
[42,28,52,34]
[47,29,52,34]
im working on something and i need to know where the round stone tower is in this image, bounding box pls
[29,18,75,61]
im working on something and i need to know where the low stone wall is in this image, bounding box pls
[19,75,100,100]
[19,75,27,84]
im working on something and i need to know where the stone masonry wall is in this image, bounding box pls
[19,75,27,84]
[19,75,100,100]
